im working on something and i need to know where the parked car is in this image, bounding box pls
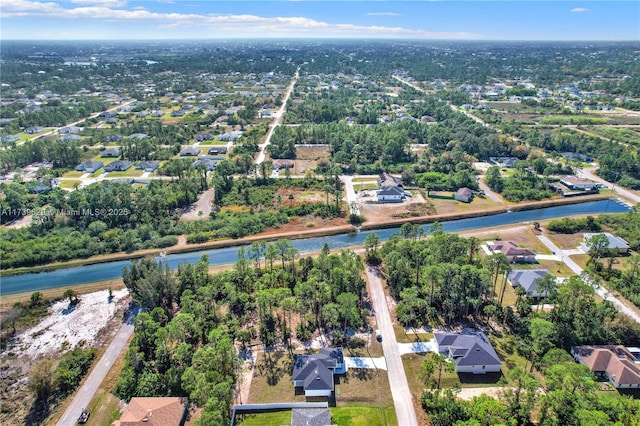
[78,409,90,424]
[376,329,382,342]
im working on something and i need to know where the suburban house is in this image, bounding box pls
[101,147,122,158]
[454,187,474,203]
[128,133,149,140]
[99,111,117,118]
[571,346,640,389]
[377,173,406,203]
[171,109,186,117]
[292,347,346,397]
[218,131,243,142]
[24,126,44,134]
[559,176,599,191]
[59,126,81,134]
[0,135,20,143]
[76,160,103,173]
[507,269,554,298]
[561,152,593,163]
[59,134,81,142]
[273,159,295,170]
[112,397,188,426]
[180,146,202,156]
[192,157,220,171]
[487,241,537,263]
[135,161,160,172]
[433,332,502,374]
[106,134,123,142]
[208,146,228,155]
[194,133,214,143]
[489,156,519,168]
[582,233,630,255]
[104,160,132,172]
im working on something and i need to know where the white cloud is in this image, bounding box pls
[0,0,479,39]
[70,0,128,7]
[571,7,589,13]
[366,12,401,17]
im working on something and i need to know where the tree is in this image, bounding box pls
[499,366,539,426]
[63,288,78,305]
[485,166,503,192]
[586,233,609,265]
[363,233,381,263]
[528,318,556,371]
[420,352,454,389]
[28,359,55,401]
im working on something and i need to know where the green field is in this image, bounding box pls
[235,411,291,426]
[331,405,397,426]
[105,169,144,178]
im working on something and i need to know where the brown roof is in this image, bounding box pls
[487,241,535,257]
[112,397,187,426]
[573,346,640,386]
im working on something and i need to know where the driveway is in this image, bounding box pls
[340,175,359,215]
[366,267,419,426]
[536,234,640,324]
[398,341,434,355]
[344,356,387,370]
[56,317,135,426]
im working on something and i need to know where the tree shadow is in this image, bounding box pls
[23,397,50,426]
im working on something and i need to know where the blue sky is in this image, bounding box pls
[1,1,639,40]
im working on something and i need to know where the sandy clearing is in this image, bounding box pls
[14,288,129,359]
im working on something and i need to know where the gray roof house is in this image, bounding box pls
[180,146,202,156]
[455,187,474,203]
[76,160,103,173]
[207,146,228,155]
[582,233,630,254]
[0,135,21,143]
[377,185,405,203]
[434,332,502,374]
[101,147,122,158]
[24,126,44,134]
[489,156,519,168]
[507,269,554,298]
[104,160,132,172]
[135,161,160,172]
[192,157,220,171]
[292,348,346,398]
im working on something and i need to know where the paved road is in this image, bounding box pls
[578,167,640,205]
[256,67,299,165]
[477,177,504,204]
[366,267,419,426]
[56,320,134,426]
[536,234,640,324]
[340,175,359,215]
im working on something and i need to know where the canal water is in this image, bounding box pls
[0,199,629,295]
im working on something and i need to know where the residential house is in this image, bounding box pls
[507,269,554,298]
[582,233,630,255]
[171,109,186,117]
[112,397,188,426]
[218,131,243,142]
[76,160,103,173]
[106,134,123,143]
[194,133,214,143]
[377,173,405,203]
[571,346,640,389]
[101,147,122,158]
[59,126,81,134]
[207,146,228,155]
[180,146,202,157]
[99,111,117,118]
[128,133,148,140]
[59,134,81,142]
[273,159,294,170]
[487,241,537,263]
[454,187,474,203]
[192,157,220,171]
[104,160,132,172]
[151,110,164,118]
[433,332,502,374]
[0,135,20,143]
[293,347,346,397]
[560,176,598,191]
[135,161,160,172]
[24,126,44,134]
[561,152,593,163]
[489,157,519,168]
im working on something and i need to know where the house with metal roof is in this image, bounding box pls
[292,348,346,397]
[433,332,502,374]
[582,233,630,255]
[507,269,554,298]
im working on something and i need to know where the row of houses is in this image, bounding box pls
[76,160,160,173]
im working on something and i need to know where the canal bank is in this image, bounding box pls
[0,199,630,297]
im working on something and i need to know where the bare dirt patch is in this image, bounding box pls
[358,190,433,224]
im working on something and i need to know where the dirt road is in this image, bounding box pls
[366,266,418,426]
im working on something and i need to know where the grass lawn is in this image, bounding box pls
[235,411,291,426]
[352,177,379,183]
[59,180,82,189]
[570,254,590,269]
[105,169,144,178]
[247,351,303,404]
[330,405,396,426]
[393,324,433,344]
[62,170,85,178]
[84,392,121,426]
[428,196,502,216]
[335,369,393,408]
[488,332,528,374]
[88,169,104,178]
[510,259,575,278]
[547,232,584,250]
